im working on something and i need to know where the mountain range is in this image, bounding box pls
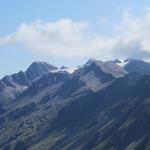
[0,59,150,150]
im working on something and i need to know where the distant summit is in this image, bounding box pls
[123,59,150,74]
[0,61,58,105]
[25,61,58,81]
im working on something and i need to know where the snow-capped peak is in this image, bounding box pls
[60,67,79,74]
[51,66,79,74]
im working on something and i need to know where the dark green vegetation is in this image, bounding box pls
[0,59,150,150]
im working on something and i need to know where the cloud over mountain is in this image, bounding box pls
[1,10,150,60]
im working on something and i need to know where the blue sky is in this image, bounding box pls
[0,0,150,77]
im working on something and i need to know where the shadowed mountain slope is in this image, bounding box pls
[1,59,150,150]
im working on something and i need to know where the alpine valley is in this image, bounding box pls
[1,59,150,150]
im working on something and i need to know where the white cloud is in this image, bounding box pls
[1,10,150,60]
[0,19,93,58]
[114,10,150,59]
